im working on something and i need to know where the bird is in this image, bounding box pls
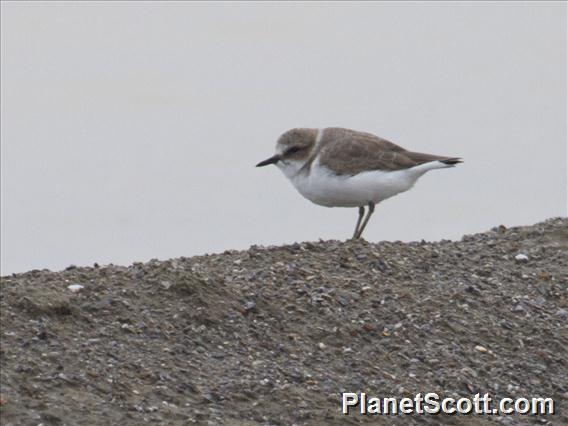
[256,127,462,239]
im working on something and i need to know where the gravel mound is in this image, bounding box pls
[1,218,567,425]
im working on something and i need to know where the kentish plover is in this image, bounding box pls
[257,127,462,239]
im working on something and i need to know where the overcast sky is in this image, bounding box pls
[1,1,566,274]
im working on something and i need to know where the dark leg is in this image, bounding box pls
[355,202,375,239]
[352,206,365,239]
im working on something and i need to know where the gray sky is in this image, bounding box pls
[1,1,566,274]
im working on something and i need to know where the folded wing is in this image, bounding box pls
[320,128,461,175]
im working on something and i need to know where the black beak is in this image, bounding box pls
[256,154,281,167]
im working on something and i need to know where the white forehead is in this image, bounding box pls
[275,141,286,155]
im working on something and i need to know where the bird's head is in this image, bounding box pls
[256,128,317,177]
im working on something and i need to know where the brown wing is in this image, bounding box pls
[319,128,458,175]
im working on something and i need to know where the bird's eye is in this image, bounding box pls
[285,146,302,156]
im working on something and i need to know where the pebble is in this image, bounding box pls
[243,301,256,312]
[514,253,529,262]
[67,284,84,292]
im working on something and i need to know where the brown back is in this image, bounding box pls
[319,127,458,175]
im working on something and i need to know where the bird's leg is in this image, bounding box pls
[352,206,365,239]
[355,202,376,239]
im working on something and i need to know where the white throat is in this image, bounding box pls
[276,158,307,180]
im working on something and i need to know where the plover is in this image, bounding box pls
[256,127,462,239]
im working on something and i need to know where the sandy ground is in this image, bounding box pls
[1,218,566,425]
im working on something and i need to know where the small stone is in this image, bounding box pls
[238,301,256,316]
[317,342,326,349]
[465,285,481,295]
[121,323,135,333]
[514,254,529,262]
[475,345,488,353]
[67,284,84,293]
[538,271,551,280]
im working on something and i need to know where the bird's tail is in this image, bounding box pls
[406,151,463,169]
[440,157,463,166]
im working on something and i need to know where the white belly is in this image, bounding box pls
[289,160,444,208]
